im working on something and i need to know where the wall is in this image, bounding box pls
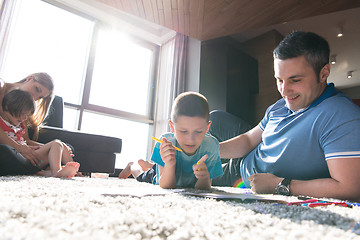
[186,30,359,128]
[226,41,258,125]
[341,86,360,99]
[199,38,228,113]
[188,31,284,126]
[199,37,258,125]
[238,30,283,123]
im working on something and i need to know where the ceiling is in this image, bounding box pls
[94,0,360,89]
[232,7,360,89]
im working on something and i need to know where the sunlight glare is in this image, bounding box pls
[90,29,152,115]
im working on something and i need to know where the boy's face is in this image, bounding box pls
[2,110,32,126]
[169,116,211,156]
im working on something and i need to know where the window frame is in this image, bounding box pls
[0,0,167,166]
[43,0,160,131]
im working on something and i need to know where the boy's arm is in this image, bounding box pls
[158,164,176,189]
[193,154,211,190]
[158,138,177,189]
[195,178,211,190]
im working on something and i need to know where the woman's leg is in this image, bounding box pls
[0,144,40,176]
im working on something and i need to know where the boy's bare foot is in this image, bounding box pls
[118,162,134,179]
[138,159,153,171]
[54,162,80,178]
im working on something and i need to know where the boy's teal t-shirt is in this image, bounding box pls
[151,132,223,187]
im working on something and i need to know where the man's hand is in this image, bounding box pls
[248,173,281,194]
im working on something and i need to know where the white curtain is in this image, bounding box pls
[0,0,20,72]
[153,33,188,140]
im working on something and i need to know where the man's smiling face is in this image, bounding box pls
[274,55,328,112]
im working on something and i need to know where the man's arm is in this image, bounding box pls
[249,157,360,202]
[292,157,360,201]
[219,125,263,159]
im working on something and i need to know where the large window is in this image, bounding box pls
[0,0,159,168]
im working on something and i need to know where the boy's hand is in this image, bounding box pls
[193,154,209,180]
[159,138,176,167]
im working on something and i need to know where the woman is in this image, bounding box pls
[0,72,54,171]
[1,89,79,178]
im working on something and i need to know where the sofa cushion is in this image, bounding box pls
[38,126,122,153]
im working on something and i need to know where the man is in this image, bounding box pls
[213,31,360,202]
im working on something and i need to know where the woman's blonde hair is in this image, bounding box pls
[19,72,54,140]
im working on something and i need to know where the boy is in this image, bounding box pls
[120,92,223,189]
[0,89,79,178]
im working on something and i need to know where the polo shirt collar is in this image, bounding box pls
[307,82,338,110]
[285,82,337,114]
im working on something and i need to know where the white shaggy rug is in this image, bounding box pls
[1,176,360,240]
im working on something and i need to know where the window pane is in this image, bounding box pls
[1,0,93,105]
[90,29,153,115]
[81,111,150,169]
[63,107,80,131]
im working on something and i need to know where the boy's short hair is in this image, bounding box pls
[2,89,36,117]
[273,31,330,78]
[171,92,210,122]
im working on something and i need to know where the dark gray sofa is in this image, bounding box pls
[0,96,122,175]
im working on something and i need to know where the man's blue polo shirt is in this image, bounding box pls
[240,83,360,188]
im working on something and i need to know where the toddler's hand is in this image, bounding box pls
[193,154,209,180]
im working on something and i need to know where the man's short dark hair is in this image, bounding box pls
[2,89,35,118]
[171,92,210,122]
[273,31,330,76]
